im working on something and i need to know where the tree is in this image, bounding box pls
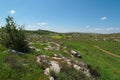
[0,16,30,53]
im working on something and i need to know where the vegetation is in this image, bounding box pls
[56,67,90,80]
[0,16,29,53]
[63,40,120,80]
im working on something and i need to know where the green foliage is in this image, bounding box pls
[63,40,120,80]
[0,50,48,80]
[56,67,90,80]
[0,16,29,52]
[87,64,100,78]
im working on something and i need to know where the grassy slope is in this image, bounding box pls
[93,41,120,55]
[0,45,48,80]
[1,30,120,80]
[63,40,120,80]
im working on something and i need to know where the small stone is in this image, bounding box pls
[8,49,24,54]
[71,50,77,55]
[44,67,50,75]
[73,64,81,71]
[54,54,58,57]
[36,56,40,63]
[52,57,62,60]
[67,61,71,66]
[49,76,54,80]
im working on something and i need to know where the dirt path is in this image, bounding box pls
[94,45,120,58]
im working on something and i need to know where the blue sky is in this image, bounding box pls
[0,0,120,33]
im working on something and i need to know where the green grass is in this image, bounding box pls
[0,45,48,80]
[63,40,120,80]
[0,34,120,80]
[92,41,120,55]
[51,35,63,39]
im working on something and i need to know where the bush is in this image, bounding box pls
[0,16,30,53]
[56,67,90,80]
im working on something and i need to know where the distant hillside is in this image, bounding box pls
[25,29,58,35]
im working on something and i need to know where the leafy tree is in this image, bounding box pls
[0,16,30,53]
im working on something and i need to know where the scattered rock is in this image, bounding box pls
[71,50,77,55]
[71,50,82,58]
[44,47,49,50]
[44,67,50,75]
[77,54,82,58]
[30,46,40,51]
[8,49,24,54]
[54,54,58,57]
[66,61,71,66]
[45,42,60,51]
[29,42,33,44]
[64,46,67,49]
[49,76,54,80]
[73,64,81,70]
[36,51,91,80]
[83,68,91,77]
[36,56,41,63]
[52,57,62,61]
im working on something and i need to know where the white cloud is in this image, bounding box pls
[9,10,16,14]
[86,25,90,28]
[101,17,107,20]
[26,22,53,30]
[94,28,103,31]
[36,22,48,27]
[106,27,114,31]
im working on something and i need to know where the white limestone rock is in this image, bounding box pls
[73,64,81,71]
[50,61,61,74]
[44,67,50,75]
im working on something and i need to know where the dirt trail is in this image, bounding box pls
[94,45,120,58]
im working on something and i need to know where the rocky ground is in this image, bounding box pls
[7,41,96,80]
[34,42,95,80]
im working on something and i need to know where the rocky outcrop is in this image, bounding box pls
[36,42,93,80]
[36,54,92,79]
[44,42,60,51]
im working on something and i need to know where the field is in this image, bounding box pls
[63,40,120,80]
[0,30,120,80]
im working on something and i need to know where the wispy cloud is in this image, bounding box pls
[94,28,103,31]
[26,22,53,30]
[86,25,90,28]
[106,27,120,31]
[106,27,114,31]
[36,22,48,27]
[101,17,107,20]
[80,27,120,33]
[9,10,16,14]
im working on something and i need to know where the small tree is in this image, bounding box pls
[0,16,29,53]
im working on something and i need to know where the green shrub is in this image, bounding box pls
[56,67,90,80]
[0,16,30,53]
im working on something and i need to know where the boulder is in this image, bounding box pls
[50,61,61,74]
